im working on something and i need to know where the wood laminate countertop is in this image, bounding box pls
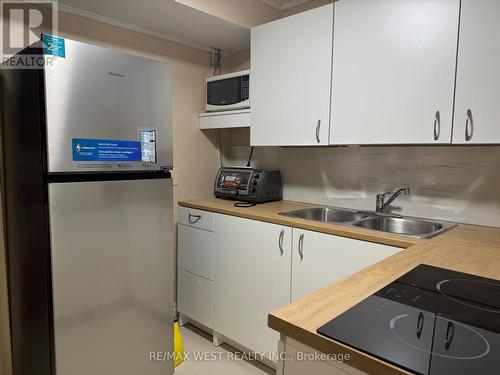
[178,198,421,248]
[178,198,500,375]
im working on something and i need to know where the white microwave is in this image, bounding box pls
[206,70,250,112]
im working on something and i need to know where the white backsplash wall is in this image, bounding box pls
[221,131,500,227]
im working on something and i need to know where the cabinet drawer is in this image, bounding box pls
[178,224,214,280]
[178,206,214,231]
[178,269,212,329]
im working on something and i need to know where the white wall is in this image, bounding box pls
[222,128,500,227]
[227,49,250,72]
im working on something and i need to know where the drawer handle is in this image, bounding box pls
[278,229,284,255]
[188,213,201,224]
[298,233,304,260]
[433,110,440,141]
[465,109,473,141]
[315,120,321,143]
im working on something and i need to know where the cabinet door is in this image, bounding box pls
[213,215,292,359]
[250,4,333,146]
[177,269,212,328]
[331,0,459,145]
[291,229,400,301]
[453,0,500,144]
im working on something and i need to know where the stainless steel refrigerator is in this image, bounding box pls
[1,36,174,375]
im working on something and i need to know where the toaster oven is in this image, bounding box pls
[214,167,282,203]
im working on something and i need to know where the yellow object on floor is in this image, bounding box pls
[173,320,184,367]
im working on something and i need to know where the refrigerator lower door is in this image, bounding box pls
[48,178,173,375]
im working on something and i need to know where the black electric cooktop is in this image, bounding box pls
[317,264,500,375]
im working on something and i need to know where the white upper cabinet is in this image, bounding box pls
[250,4,334,146]
[330,0,459,145]
[453,0,500,144]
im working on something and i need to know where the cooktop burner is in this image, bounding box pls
[436,278,500,314]
[317,265,500,375]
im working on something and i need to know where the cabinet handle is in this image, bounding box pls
[433,111,440,141]
[444,321,455,350]
[278,229,284,255]
[465,109,473,141]
[315,120,321,143]
[188,213,201,224]
[298,233,304,260]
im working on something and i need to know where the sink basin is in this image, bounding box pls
[280,206,455,238]
[353,216,445,237]
[280,207,368,223]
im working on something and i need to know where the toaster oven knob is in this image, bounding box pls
[252,180,258,186]
[253,173,260,179]
[251,187,257,193]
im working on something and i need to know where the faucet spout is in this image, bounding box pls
[376,187,410,212]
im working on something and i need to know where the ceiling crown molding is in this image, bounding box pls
[56,3,228,54]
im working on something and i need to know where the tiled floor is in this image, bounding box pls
[174,325,275,375]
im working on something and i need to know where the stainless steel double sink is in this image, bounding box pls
[279,207,456,239]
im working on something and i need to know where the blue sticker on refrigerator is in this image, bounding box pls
[42,34,66,58]
[72,138,142,162]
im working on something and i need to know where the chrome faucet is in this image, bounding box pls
[376,187,410,213]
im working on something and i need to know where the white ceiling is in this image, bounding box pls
[259,0,313,11]
[57,0,250,54]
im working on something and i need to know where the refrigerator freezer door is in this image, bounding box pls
[44,37,172,172]
[48,178,173,375]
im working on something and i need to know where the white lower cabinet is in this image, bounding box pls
[177,269,212,328]
[291,229,401,301]
[177,206,403,365]
[213,214,292,361]
[177,208,215,329]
